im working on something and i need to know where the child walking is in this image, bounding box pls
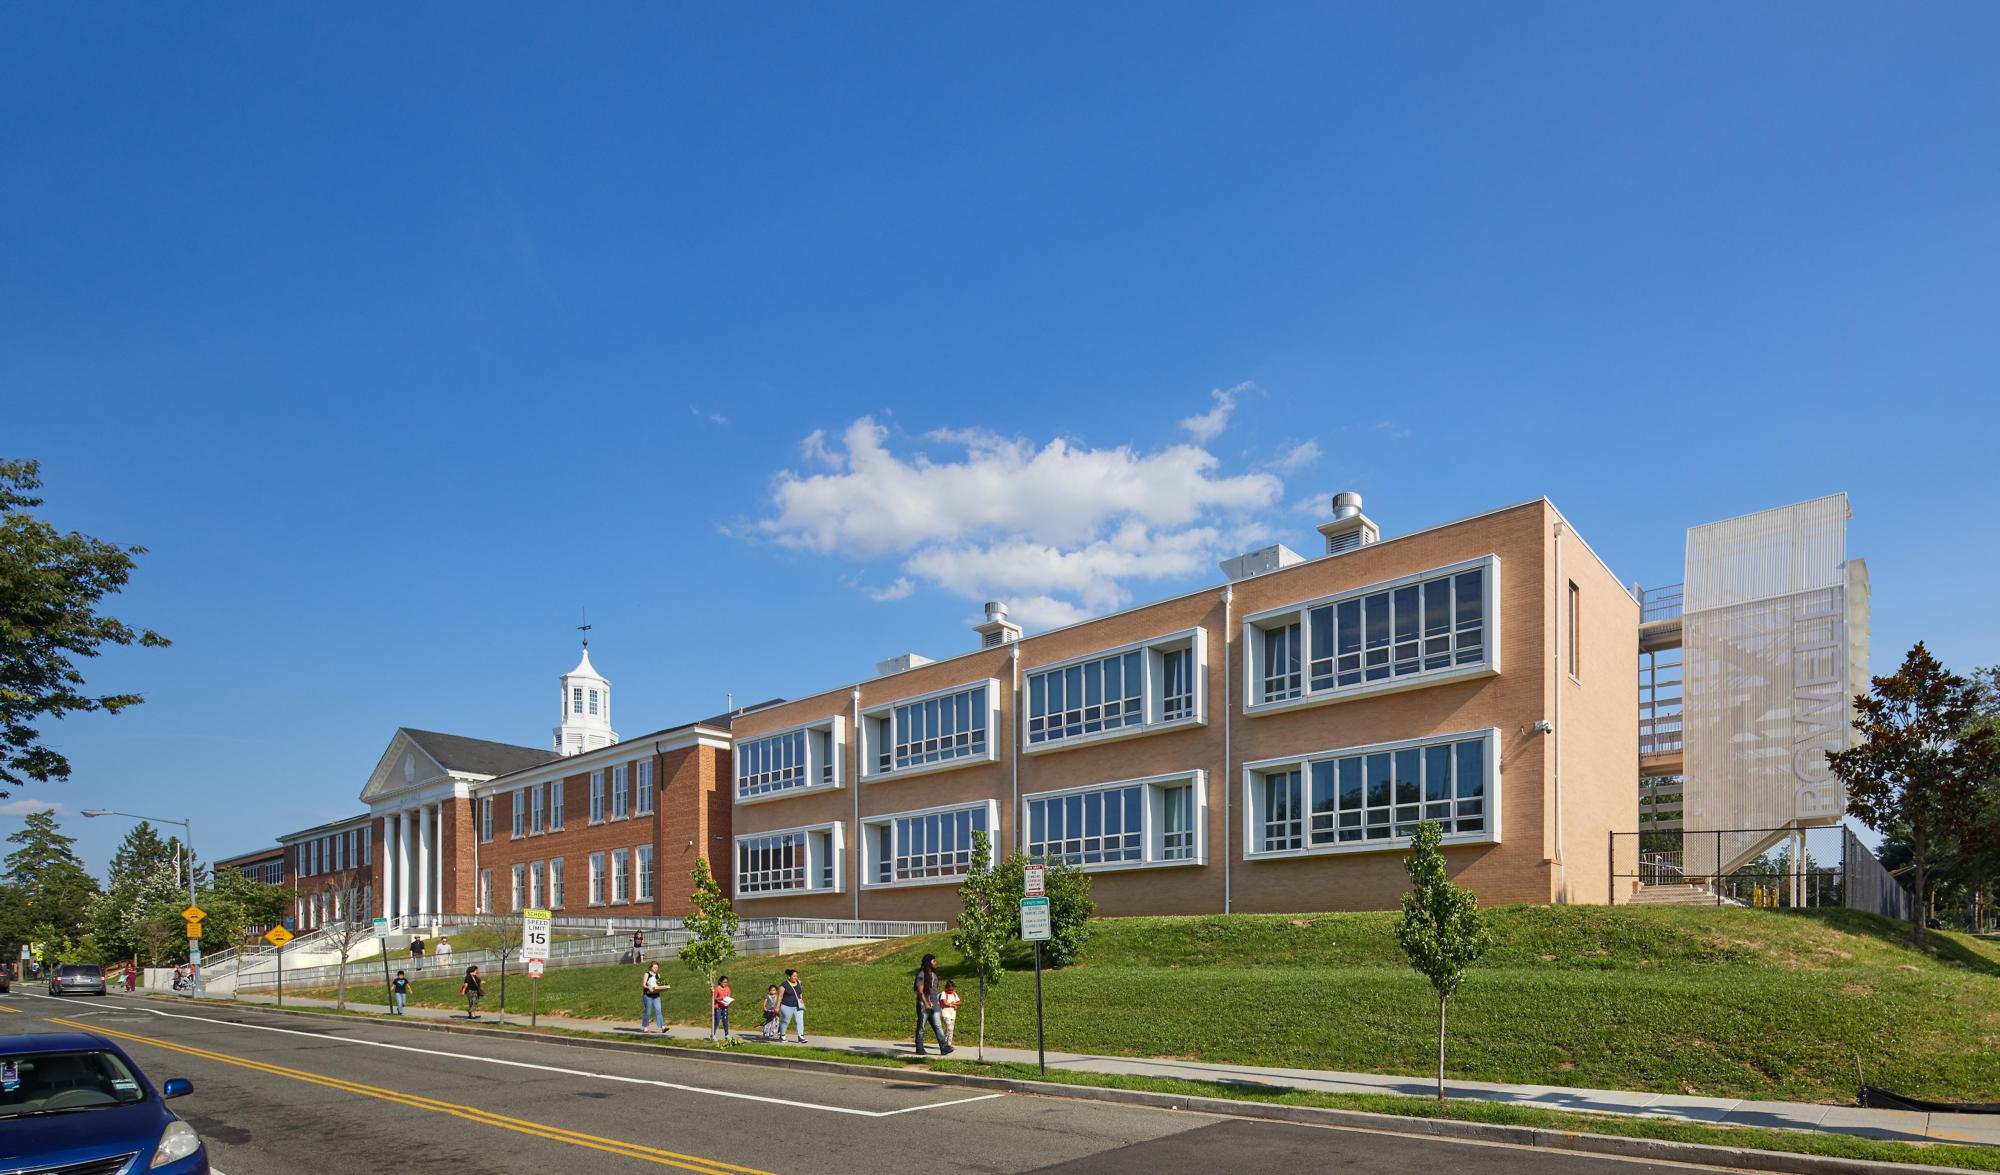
[939,980,961,1048]
[711,975,733,1042]
[391,969,410,1015]
[762,984,782,1040]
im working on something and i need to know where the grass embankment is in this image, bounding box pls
[305,905,2000,1104]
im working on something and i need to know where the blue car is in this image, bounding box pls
[0,1030,207,1174]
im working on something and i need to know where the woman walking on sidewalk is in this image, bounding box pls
[640,962,667,1033]
[780,968,806,1043]
[913,954,952,1056]
[460,965,483,1020]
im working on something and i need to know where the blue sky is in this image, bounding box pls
[4,5,1996,874]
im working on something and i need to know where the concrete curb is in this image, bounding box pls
[155,997,1975,1175]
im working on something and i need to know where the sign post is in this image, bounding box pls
[521,908,551,1028]
[264,925,294,1006]
[374,917,393,1009]
[181,906,206,1000]
[1020,895,1051,1075]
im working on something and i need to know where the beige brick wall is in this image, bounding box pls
[1551,520,1643,903]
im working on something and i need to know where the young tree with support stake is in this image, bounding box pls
[952,830,1008,1059]
[678,857,738,1040]
[1395,819,1490,1106]
[1827,642,2000,948]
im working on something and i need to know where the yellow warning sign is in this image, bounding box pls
[264,926,294,948]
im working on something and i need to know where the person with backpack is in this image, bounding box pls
[460,965,483,1020]
[391,969,410,1015]
[913,954,952,1056]
[640,962,667,1033]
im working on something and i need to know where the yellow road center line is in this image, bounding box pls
[50,1018,774,1175]
[0,1004,20,1013]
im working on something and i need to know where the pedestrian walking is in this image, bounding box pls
[631,929,645,964]
[435,938,453,970]
[762,985,782,1040]
[913,954,952,1055]
[121,962,136,993]
[780,968,806,1043]
[939,980,961,1049]
[410,934,426,971]
[391,969,410,1015]
[640,962,667,1033]
[712,975,733,1042]
[460,965,483,1020]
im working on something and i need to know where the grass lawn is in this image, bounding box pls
[299,905,2000,1103]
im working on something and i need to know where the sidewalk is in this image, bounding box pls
[201,990,1998,1149]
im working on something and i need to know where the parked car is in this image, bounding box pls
[0,1030,207,1173]
[0,963,13,993]
[47,964,106,998]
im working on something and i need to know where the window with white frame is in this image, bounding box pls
[510,864,525,912]
[637,844,654,901]
[362,828,372,866]
[589,772,605,823]
[860,682,997,780]
[862,801,996,886]
[333,834,344,872]
[588,688,599,716]
[551,780,565,830]
[737,717,843,800]
[611,765,629,820]
[735,824,844,897]
[572,687,583,714]
[588,852,606,905]
[479,797,493,843]
[636,760,654,815]
[1023,773,1205,869]
[512,790,526,838]
[1027,632,1204,750]
[531,783,545,835]
[1245,729,1498,858]
[611,848,630,904]
[478,868,492,914]
[550,858,565,909]
[528,861,543,908]
[1247,558,1497,711]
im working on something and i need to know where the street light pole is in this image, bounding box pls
[81,808,200,997]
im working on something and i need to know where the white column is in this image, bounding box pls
[380,817,396,919]
[417,804,432,922]
[396,812,411,921]
[434,802,447,916]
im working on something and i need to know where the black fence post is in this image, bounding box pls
[1607,832,1615,905]
[1715,830,1724,907]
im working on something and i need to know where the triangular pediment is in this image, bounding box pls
[359,730,452,804]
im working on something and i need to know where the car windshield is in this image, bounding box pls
[0,1049,148,1118]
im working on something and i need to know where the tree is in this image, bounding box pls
[0,458,170,795]
[994,851,1095,967]
[1395,820,1491,1105]
[1826,642,2000,947]
[951,830,1009,1059]
[316,883,372,1011]
[677,857,738,1039]
[200,868,291,953]
[93,822,179,963]
[3,809,101,945]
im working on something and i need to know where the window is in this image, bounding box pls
[1162,648,1195,721]
[636,760,654,816]
[551,780,565,831]
[737,718,844,800]
[611,765,629,820]
[637,845,654,902]
[1245,729,1498,858]
[588,688,599,716]
[589,772,605,823]
[528,861,543,909]
[1162,784,1196,860]
[511,790,526,838]
[362,829,371,866]
[531,783,545,835]
[734,823,845,898]
[862,801,996,886]
[478,869,493,914]
[572,687,583,714]
[1026,632,1206,750]
[611,848,630,904]
[333,834,344,872]
[1568,580,1581,680]
[1247,558,1497,710]
[588,852,606,905]
[479,797,493,843]
[550,858,566,909]
[861,682,997,780]
[510,864,525,912]
[1022,776,1206,871]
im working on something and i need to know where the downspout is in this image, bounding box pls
[468,800,479,918]
[1010,643,1021,858]
[1222,583,1233,915]
[851,686,862,921]
[1553,518,1567,902]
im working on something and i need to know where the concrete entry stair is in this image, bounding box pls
[1628,884,1739,907]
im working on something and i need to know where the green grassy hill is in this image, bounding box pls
[310,906,2000,1103]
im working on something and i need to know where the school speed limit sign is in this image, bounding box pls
[521,908,552,964]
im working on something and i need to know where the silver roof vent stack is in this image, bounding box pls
[1317,491,1380,556]
[972,601,1023,649]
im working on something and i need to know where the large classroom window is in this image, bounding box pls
[737,718,844,802]
[861,801,998,886]
[859,682,998,781]
[1025,630,1206,752]
[1243,729,1499,859]
[734,824,844,898]
[1022,772,1205,870]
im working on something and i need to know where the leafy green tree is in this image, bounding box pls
[199,868,291,952]
[677,857,738,1039]
[995,850,1095,967]
[0,458,170,795]
[3,809,100,944]
[951,829,1009,1058]
[93,822,180,962]
[1395,819,1491,1105]
[1826,642,2000,947]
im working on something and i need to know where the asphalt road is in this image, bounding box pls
[1,990,1715,1175]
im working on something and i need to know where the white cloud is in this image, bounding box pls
[1267,439,1321,473]
[758,416,1286,628]
[1376,420,1410,440]
[1179,381,1253,443]
[691,406,729,426]
[0,798,59,818]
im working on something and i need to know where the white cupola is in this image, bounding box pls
[554,640,618,756]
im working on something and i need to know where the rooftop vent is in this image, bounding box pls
[972,601,1023,648]
[1219,544,1305,582]
[1316,491,1380,556]
[875,652,934,677]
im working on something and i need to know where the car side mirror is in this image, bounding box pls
[161,1078,193,1099]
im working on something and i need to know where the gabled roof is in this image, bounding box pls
[399,728,559,777]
